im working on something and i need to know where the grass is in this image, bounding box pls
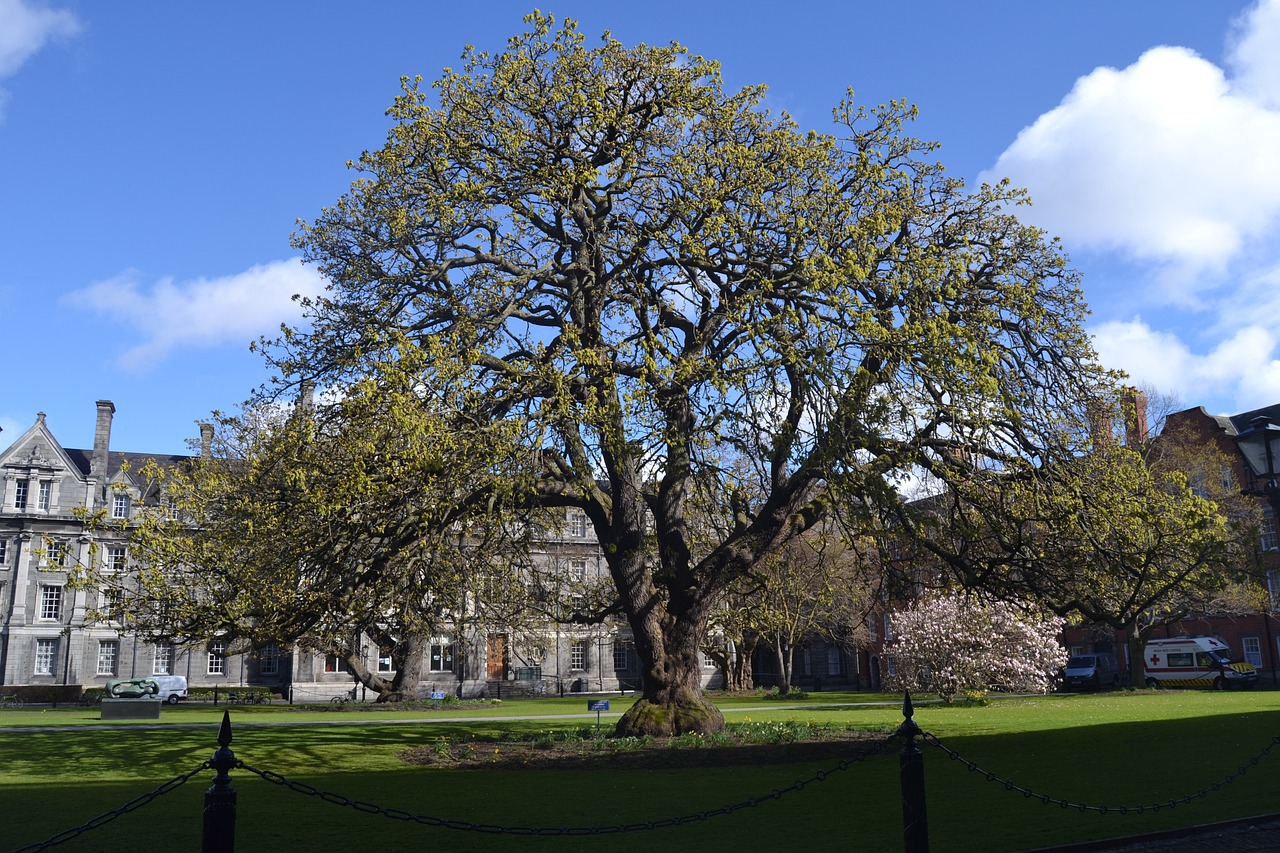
[2,689,1278,852]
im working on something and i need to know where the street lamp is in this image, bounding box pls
[1233,415,1280,512]
[1234,414,1280,686]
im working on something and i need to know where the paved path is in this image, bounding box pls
[1027,816,1280,852]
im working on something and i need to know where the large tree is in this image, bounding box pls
[90,348,534,701]
[926,435,1256,686]
[713,530,874,696]
[271,14,1112,734]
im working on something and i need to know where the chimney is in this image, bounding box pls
[200,423,214,457]
[1121,388,1149,449]
[91,400,115,482]
[1086,397,1115,449]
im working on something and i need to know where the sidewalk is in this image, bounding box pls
[1027,816,1280,852]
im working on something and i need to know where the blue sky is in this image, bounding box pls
[2,0,1279,455]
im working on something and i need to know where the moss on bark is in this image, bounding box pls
[614,695,726,737]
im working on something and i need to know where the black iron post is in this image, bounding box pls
[202,710,237,852]
[897,691,928,853]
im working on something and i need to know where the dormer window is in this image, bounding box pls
[111,494,130,519]
[37,482,51,512]
[13,480,27,510]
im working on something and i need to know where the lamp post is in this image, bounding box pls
[1233,414,1280,685]
[1234,415,1280,503]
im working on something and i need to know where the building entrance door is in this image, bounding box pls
[486,633,508,680]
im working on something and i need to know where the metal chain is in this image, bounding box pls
[921,731,1280,814]
[238,734,898,835]
[10,761,212,853]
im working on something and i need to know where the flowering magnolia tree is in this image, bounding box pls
[885,593,1067,701]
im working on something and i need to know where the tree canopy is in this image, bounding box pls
[265,14,1114,734]
[95,347,534,700]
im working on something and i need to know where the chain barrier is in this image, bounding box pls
[10,761,212,853]
[921,730,1280,815]
[238,733,899,836]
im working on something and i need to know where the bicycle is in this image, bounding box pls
[0,694,23,709]
[330,686,359,705]
[228,691,272,705]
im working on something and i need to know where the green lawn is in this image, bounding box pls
[2,690,1278,852]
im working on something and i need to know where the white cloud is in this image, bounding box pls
[980,0,1280,286]
[65,258,328,370]
[1228,0,1280,108]
[0,0,80,118]
[1091,318,1280,414]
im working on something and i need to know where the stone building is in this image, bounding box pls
[0,401,721,700]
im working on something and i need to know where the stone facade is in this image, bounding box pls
[0,402,722,700]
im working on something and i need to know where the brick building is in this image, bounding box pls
[1062,402,1280,684]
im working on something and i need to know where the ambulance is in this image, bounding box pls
[1142,636,1257,689]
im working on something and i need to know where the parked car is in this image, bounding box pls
[1060,653,1121,691]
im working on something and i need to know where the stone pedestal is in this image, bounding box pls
[101,698,162,720]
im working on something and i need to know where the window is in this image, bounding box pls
[105,545,127,572]
[1188,472,1208,498]
[570,513,588,538]
[0,539,7,565]
[34,639,56,675]
[377,652,394,673]
[1243,637,1263,668]
[153,644,174,675]
[100,587,123,621]
[111,493,130,519]
[701,651,716,669]
[1269,571,1280,610]
[43,538,66,567]
[827,647,842,676]
[1261,513,1278,552]
[571,639,588,671]
[207,640,227,675]
[13,479,28,510]
[39,585,62,621]
[612,641,630,671]
[1167,652,1195,667]
[429,642,454,672]
[97,640,119,675]
[258,644,280,676]
[37,482,50,511]
[323,654,350,673]
[569,559,587,581]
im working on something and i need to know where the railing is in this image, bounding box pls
[11,693,1280,853]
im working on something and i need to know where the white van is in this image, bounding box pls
[1142,637,1257,690]
[149,675,188,704]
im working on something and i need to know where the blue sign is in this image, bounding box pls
[587,699,610,711]
[430,691,446,700]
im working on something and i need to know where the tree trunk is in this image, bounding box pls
[614,596,724,736]
[1126,623,1160,688]
[773,639,793,696]
[733,645,755,691]
[727,635,757,691]
[382,634,427,702]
